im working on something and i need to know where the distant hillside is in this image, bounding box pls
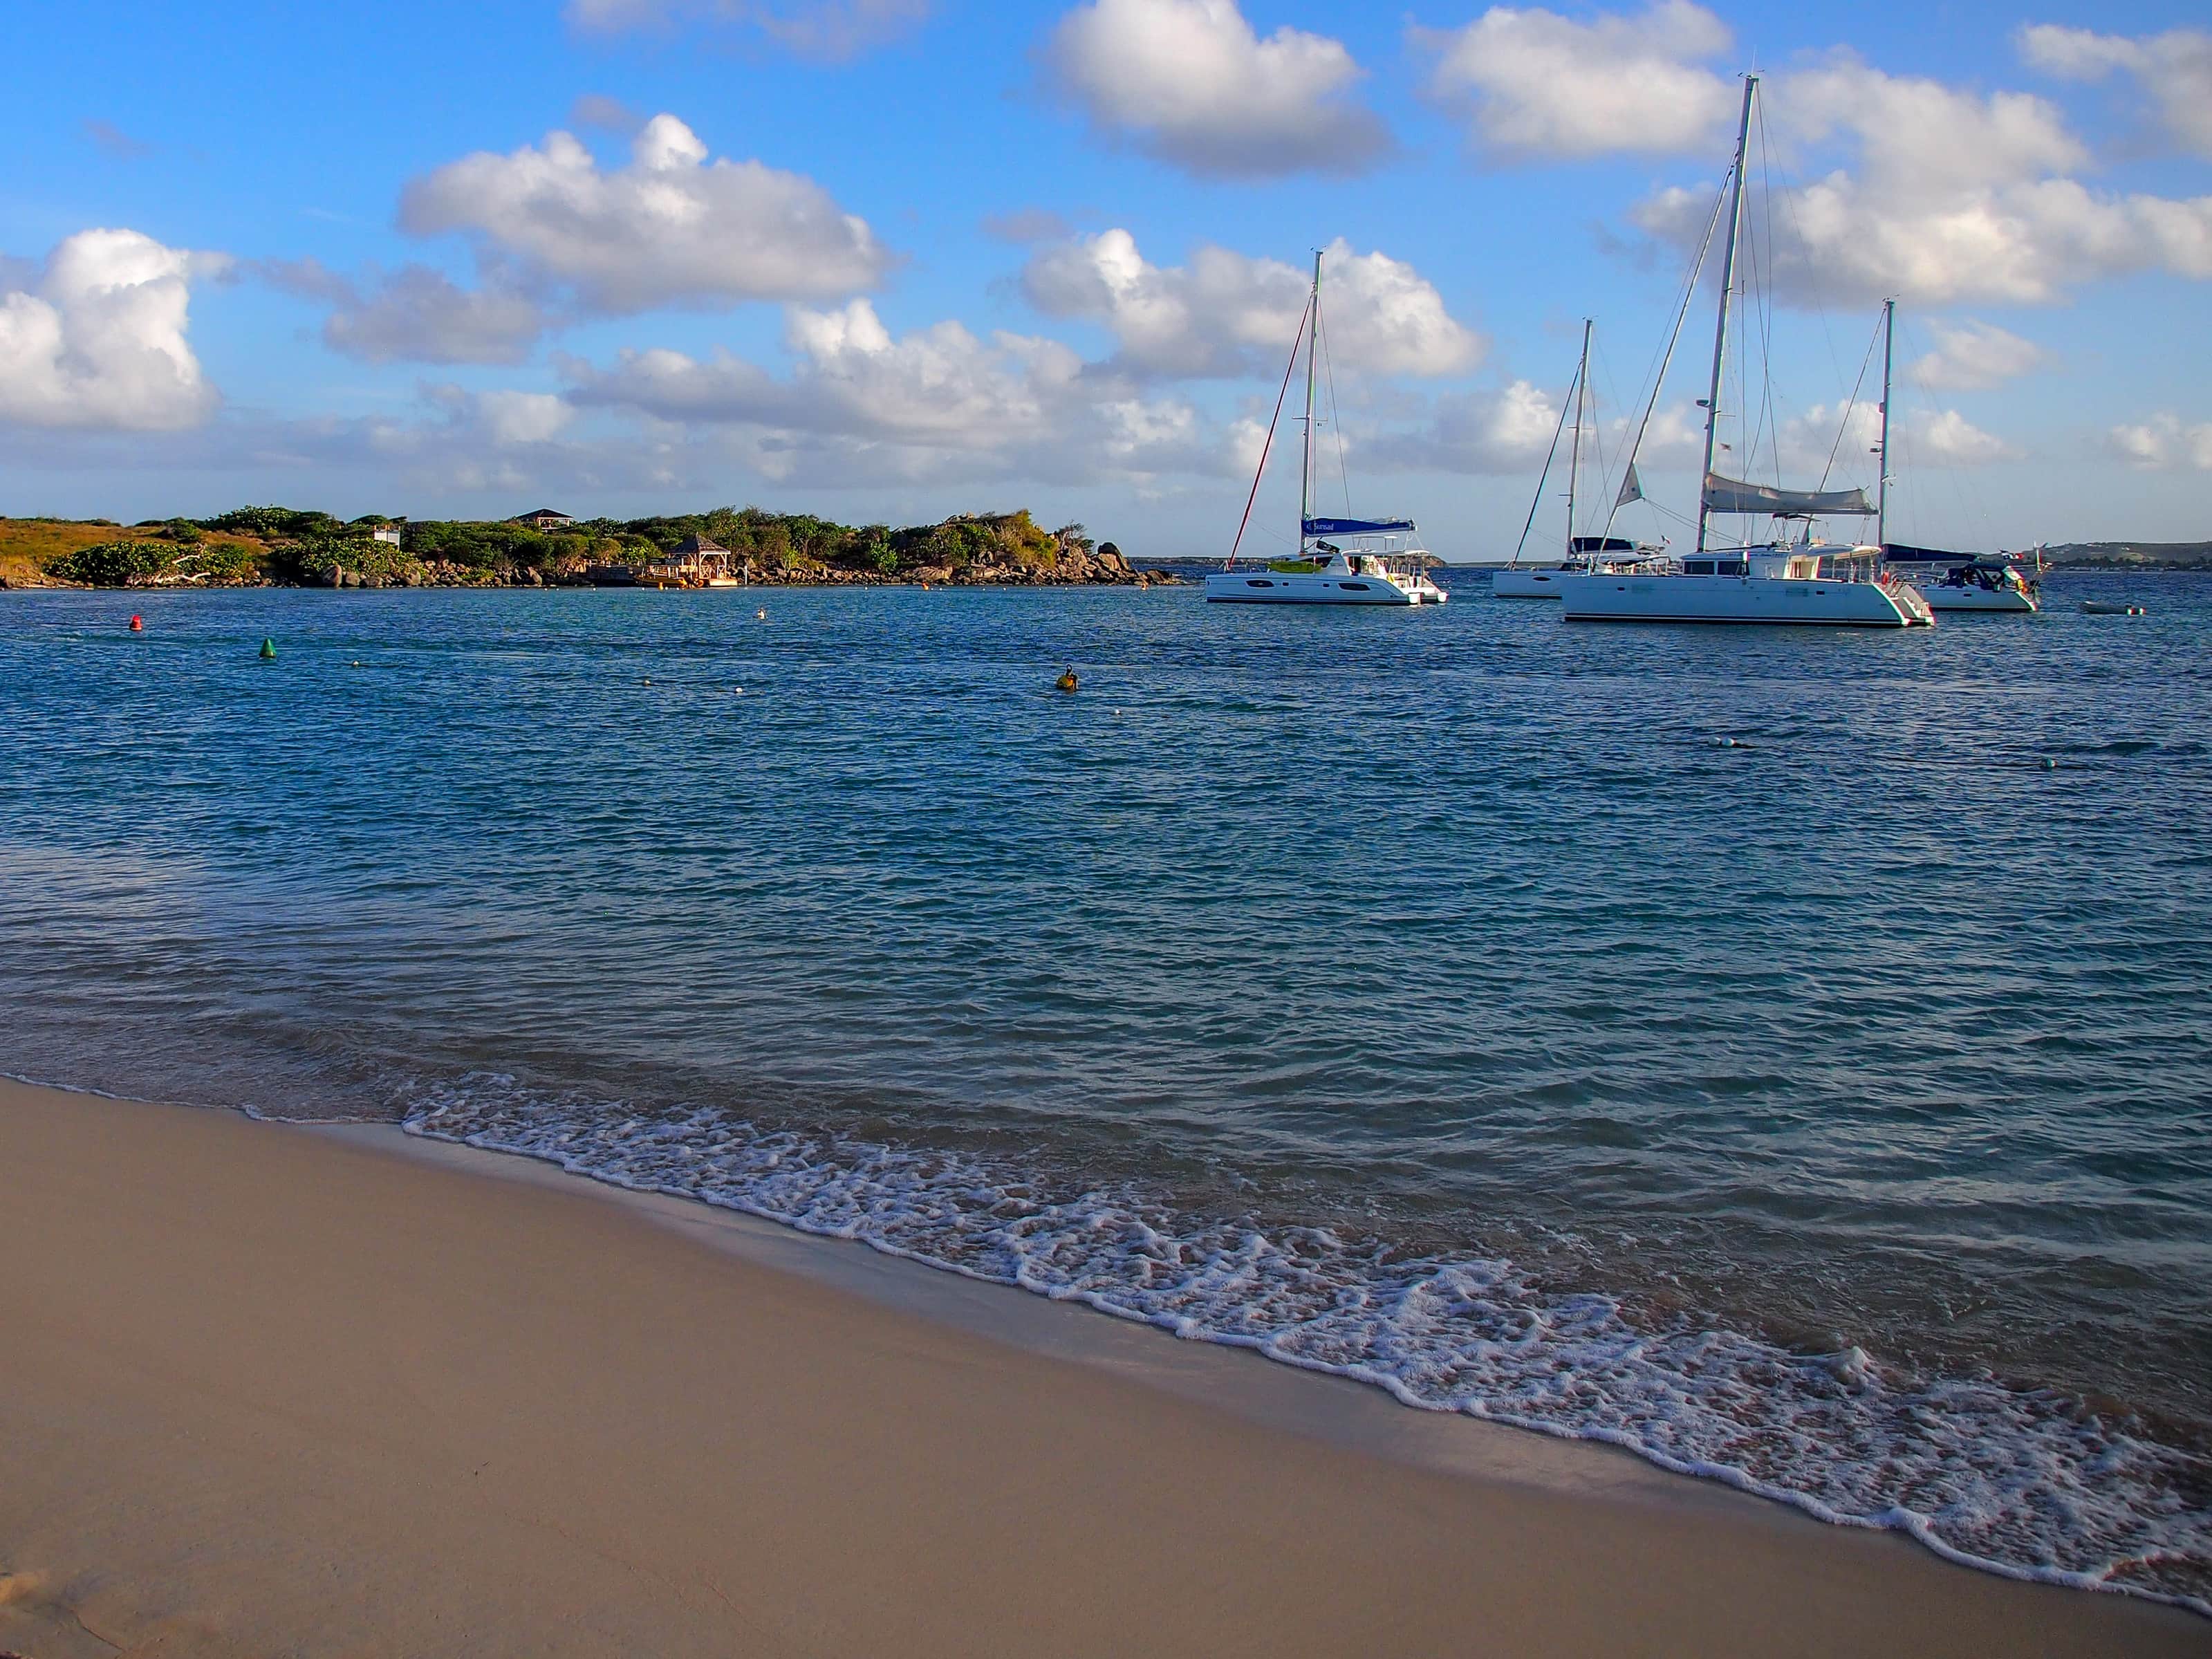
[2045,541,2212,569]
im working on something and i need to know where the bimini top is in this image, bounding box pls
[1303,516,1415,537]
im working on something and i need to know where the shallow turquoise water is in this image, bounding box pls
[3,573,2208,1600]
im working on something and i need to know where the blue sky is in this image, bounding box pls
[4,0,2208,555]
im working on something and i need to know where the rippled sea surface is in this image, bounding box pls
[4,573,2209,1606]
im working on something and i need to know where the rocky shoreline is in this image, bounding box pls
[7,559,1180,593]
[306,544,1175,591]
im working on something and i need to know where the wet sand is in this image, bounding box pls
[1,1077,2200,1658]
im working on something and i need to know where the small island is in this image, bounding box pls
[2043,541,2212,571]
[0,506,1171,591]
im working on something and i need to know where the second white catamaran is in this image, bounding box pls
[1556,75,1933,629]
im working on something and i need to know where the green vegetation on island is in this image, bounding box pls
[0,506,1154,590]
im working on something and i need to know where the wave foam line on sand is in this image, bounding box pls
[404,1079,2212,1618]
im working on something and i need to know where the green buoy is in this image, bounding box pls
[259,638,277,660]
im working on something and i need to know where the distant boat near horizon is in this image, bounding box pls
[1206,251,1447,606]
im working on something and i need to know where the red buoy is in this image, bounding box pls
[129,615,144,631]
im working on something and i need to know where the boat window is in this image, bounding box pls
[1246,579,1273,587]
[1684,559,1715,575]
[1716,559,1748,576]
[1339,582,1370,591]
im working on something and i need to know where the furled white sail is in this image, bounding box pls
[1701,473,1876,517]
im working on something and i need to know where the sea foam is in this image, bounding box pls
[407,1076,2212,1616]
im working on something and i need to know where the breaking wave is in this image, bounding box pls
[409,1076,2212,1617]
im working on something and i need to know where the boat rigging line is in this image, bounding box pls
[1509,349,1584,565]
[1600,171,1728,543]
[1317,281,1354,519]
[1225,290,1314,571]
[1813,311,1886,497]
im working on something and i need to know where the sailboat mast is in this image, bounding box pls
[1877,297,1895,552]
[1301,249,1321,545]
[1566,318,1591,557]
[1697,74,1758,557]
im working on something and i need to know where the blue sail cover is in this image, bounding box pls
[1303,516,1414,537]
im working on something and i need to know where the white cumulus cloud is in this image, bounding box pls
[1629,57,2212,305]
[0,228,220,431]
[1043,0,1388,178]
[261,259,548,364]
[1913,408,2020,465]
[1909,320,2048,390]
[418,384,581,448]
[1417,0,1737,160]
[1775,398,2016,475]
[2020,24,2212,158]
[563,299,1222,486]
[1021,230,1482,380]
[1357,380,1567,476]
[475,389,579,445]
[400,114,893,313]
[2107,414,2212,470]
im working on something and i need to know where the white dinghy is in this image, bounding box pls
[1556,76,1932,630]
[1206,251,1446,607]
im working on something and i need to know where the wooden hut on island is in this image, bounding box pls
[640,534,741,588]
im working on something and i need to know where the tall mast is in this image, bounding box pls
[1697,74,1758,556]
[1877,297,1895,551]
[1301,249,1321,544]
[1566,317,1591,557]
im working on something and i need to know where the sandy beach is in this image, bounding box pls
[0,1077,2200,1658]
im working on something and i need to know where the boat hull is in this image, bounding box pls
[1492,568,1567,598]
[1205,571,1442,604]
[1557,573,1931,627]
[1920,586,2037,613]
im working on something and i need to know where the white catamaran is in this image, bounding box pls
[1207,251,1447,606]
[1556,75,1933,629]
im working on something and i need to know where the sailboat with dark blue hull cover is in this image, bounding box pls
[1207,251,1447,606]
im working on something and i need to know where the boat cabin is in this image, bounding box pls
[1683,547,1825,580]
